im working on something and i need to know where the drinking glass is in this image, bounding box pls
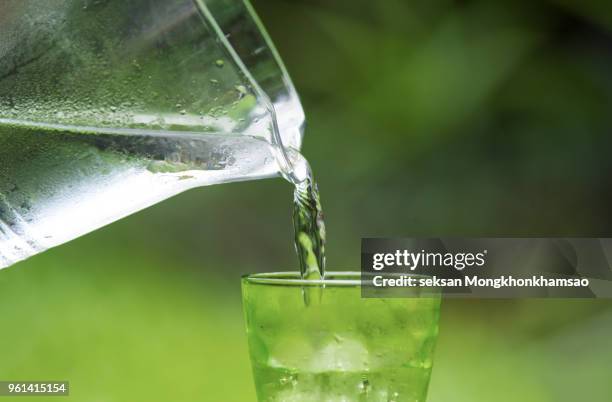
[242,272,441,402]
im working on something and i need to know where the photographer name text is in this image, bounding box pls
[371,275,589,289]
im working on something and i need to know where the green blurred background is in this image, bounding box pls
[2,0,612,400]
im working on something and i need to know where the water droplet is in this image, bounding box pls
[278,373,298,387]
[235,85,248,98]
[215,59,225,67]
[358,379,371,394]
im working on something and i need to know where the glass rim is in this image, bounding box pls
[242,271,435,288]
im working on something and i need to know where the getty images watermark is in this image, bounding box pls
[361,238,612,298]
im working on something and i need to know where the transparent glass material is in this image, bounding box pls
[242,272,441,402]
[0,0,304,268]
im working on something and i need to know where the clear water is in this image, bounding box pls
[291,162,326,280]
[0,122,280,268]
[0,119,326,277]
[285,148,325,280]
[253,366,432,402]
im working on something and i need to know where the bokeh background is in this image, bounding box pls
[2,0,612,400]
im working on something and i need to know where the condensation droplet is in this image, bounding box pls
[235,85,247,98]
[358,378,371,394]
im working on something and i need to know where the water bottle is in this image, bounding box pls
[0,0,304,268]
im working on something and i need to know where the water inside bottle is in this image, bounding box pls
[0,121,278,267]
[0,118,326,280]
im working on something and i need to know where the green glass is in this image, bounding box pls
[242,272,441,402]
